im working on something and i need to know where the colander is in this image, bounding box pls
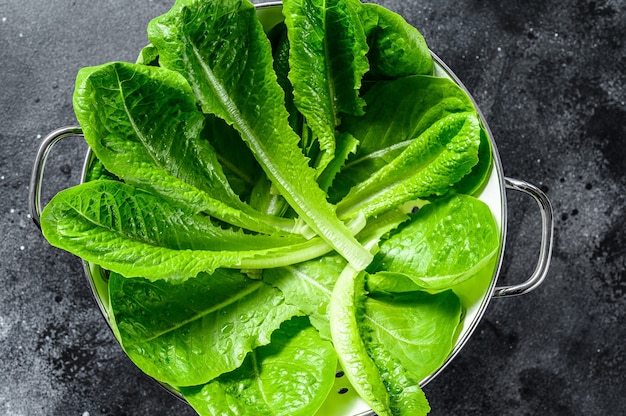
[29,2,554,414]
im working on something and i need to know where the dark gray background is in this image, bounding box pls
[2,0,624,415]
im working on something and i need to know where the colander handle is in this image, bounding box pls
[29,126,84,229]
[493,177,554,297]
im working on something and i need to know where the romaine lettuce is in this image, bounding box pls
[38,0,501,415]
[147,0,373,270]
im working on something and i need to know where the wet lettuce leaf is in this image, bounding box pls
[333,74,483,212]
[283,0,369,173]
[337,110,481,219]
[361,3,433,80]
[329,267,392,414]
[148,0,372,270]
[73,61,297,235]
[109,270,302,386]
[329,266,434,416]
[41,180,339,281]
[269,21,363,194]
[181,317,336,416]
[363,289,462,383]
[369,194,499,291]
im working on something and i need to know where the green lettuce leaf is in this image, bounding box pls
[330,75,480,205]
[263,254,345,340]
[148,0,372,270]
[448,127,494,196]
[337,110,481,219]
[363,289,462,383]
[358,340,431,416]
[369,194,500,290]
[361,3,433,79]
[181,317,336,416]
[329,265,433,416]
[73,61,297,235]
[108,270,302,386]
[283,0,369,172]
[40,180,340,281]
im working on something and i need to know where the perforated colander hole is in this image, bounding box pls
[335,371,345,378]
[338,387,349,395]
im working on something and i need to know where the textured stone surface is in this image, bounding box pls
[1,0,624,415]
